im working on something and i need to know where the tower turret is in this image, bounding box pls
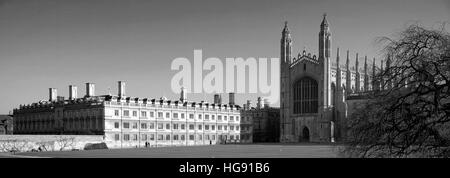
[355,53,360,92]
[346,50,351,95]
[319,14,332,107]
[281,21,292,64]
[280,21,293,141]
[336,48,341,89]
[386,55,392,89]
[364,56,369,91]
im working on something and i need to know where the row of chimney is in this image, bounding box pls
[48,81,237,106]
[49,81,126,101]
[48,81,266,109]
[210,93,235,105]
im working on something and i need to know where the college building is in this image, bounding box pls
[280,14,388,143]
[13,81,242,148]
[241,97,280,143]
[0,115,13,135]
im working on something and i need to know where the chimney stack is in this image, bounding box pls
[214,94,222,104]
[86,83,95,97]
[69,85,77,100]
[180,87,187,102]
[49,88,57,102]
[118,81,126,97]
[228,93,235,105]
[246,100,252,109]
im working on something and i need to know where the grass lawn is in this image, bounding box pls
[12,143,342,158]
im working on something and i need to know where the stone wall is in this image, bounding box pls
[0,135,104,152]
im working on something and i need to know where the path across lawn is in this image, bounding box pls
[16,144,342,158]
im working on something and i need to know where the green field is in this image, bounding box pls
[4,143,342,158]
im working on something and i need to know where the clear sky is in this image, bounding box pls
[0,0,449,114]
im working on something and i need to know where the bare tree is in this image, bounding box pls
[55,136,76,151]
[344,23,450,157]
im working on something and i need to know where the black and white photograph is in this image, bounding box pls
[0,0,449,175]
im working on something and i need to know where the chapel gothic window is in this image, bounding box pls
[293,77,318,114]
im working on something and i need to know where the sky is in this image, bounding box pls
[0,0,449,114]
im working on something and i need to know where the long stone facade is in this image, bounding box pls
[13,82,242,148]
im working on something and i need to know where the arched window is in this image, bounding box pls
[293,77,318,114]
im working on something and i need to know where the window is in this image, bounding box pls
[123,122,130,129]
[132,111,137,117]
[212,115,215,120]
[205,125,209,130]
[133,134,138,141]
[141,123,147,129]
[158,112,163,118]
[114,110,119,116]
[181,124,185,130]
[166,134,171,140]
[189,124,194,130]
[181,135,185,140]
[158,123,163,130]
[212,135,216,140]
[218,115,222,121]
[205,114,209,120]
[198,135,202,140]
[132,122,138,129]
[115,134,120,141]
[230,116,234,121]
[224,126,228,130]
[173,124,178,130]
[123,110,130,117]
[198,124,202,130]
[236,135,240,140]
[166,123,170,130]
[293,77,319,114]
[236,116,239,121]
[141,134,147,141]
[189,135,194,140]
[149,123,155,129]
[224,116,227,121]
[198,114,202,120]
[141,111,147,117]
[189,114,194,119]
[158,134,164,140]
[218,125,222,130]
[212,125,215,130]
[124,134,130,141]
[206,135,210,140]
[165,112,170,119]
[236,126,240,131]
[230,135,234,140]
[114,122,119,129]
[173,113,178,119]
[181,113,185,119]
[150,134,155,140]
[150,111,154,118]
[230,126,234,131]
[173,135,179,140]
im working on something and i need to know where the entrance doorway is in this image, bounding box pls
[302,127,310,142]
